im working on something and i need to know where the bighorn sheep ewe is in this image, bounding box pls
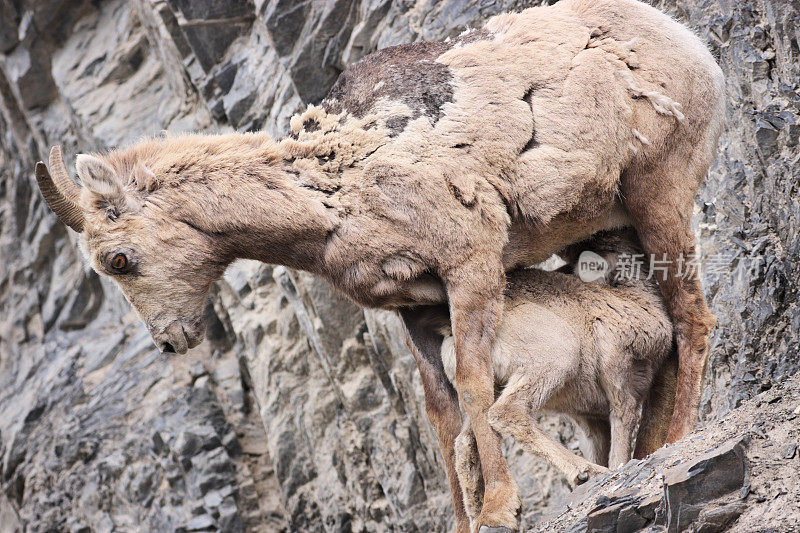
[35,0,723,530]
[435,229,675,522]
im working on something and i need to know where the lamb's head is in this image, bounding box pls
[35,145,232,354]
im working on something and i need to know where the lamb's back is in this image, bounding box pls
[504,266,672,363]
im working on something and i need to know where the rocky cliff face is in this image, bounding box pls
[0,1,797,532]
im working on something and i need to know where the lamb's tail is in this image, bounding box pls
[633,348,677,458]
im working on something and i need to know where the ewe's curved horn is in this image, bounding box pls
[34,146,85,232]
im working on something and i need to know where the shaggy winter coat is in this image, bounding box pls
[35,1,724,530]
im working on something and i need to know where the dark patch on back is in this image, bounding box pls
[385,116,410,137]
[520,86,539,153]
[322,41,458,125]
[303,118,320,132]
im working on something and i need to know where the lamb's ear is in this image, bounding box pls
[132,163,159,192]
[76,154,122,199]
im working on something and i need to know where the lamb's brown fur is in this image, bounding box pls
[438,229,674,525]
[36,1,723,531]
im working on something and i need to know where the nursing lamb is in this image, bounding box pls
[437,229,675,522]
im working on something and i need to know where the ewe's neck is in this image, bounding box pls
[221,171,337,272]
[163,136,340,273]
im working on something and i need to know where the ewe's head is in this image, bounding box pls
[35,145,231,354]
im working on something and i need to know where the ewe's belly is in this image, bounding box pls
[343,273,448,309]
[502,199,631,269]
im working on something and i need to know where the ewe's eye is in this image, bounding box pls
[111,253,128,272]
[102,248,136,276]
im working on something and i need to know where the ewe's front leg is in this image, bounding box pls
[454,424,483,525]
[446,269,520,533]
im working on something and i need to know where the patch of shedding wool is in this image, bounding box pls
[616,69,686,122]
[632,128,650,145]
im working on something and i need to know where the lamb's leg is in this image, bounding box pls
[446,265,520,533]
[608,396,641,468]
[487,374,610,488]
[454,425,483,525]
[571,415,611,468]
[399,307,470,533]
[621,156,716,443]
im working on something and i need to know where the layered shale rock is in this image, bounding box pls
[540,374,800,533]
[0,0,797,531]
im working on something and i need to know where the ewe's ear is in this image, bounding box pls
[76,154,122,199]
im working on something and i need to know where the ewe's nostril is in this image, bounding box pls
[161,342,175,354]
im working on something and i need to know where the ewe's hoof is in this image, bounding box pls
[478,527,517,533]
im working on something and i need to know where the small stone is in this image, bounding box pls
[782,444,797,460]
[221,431,242,457]
[189,361,207,379]
[739,482,751,499]
[203,489,224,508]
[217,496,242,532]
[586,500,630,532]
[754,115,780,156]
[693,503,747,533]
[616,504,649,533]
[193,375,211,389]
[186,514,215,531]
[174,431,202,460]
[152,431,169,455]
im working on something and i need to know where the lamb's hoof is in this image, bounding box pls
[478,527,517,533]
[573,464,610,486]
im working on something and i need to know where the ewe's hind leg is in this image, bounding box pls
[622,155,716,443]
[634,354,677,459]
[454,425,483,524]
[487,375,609,488]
